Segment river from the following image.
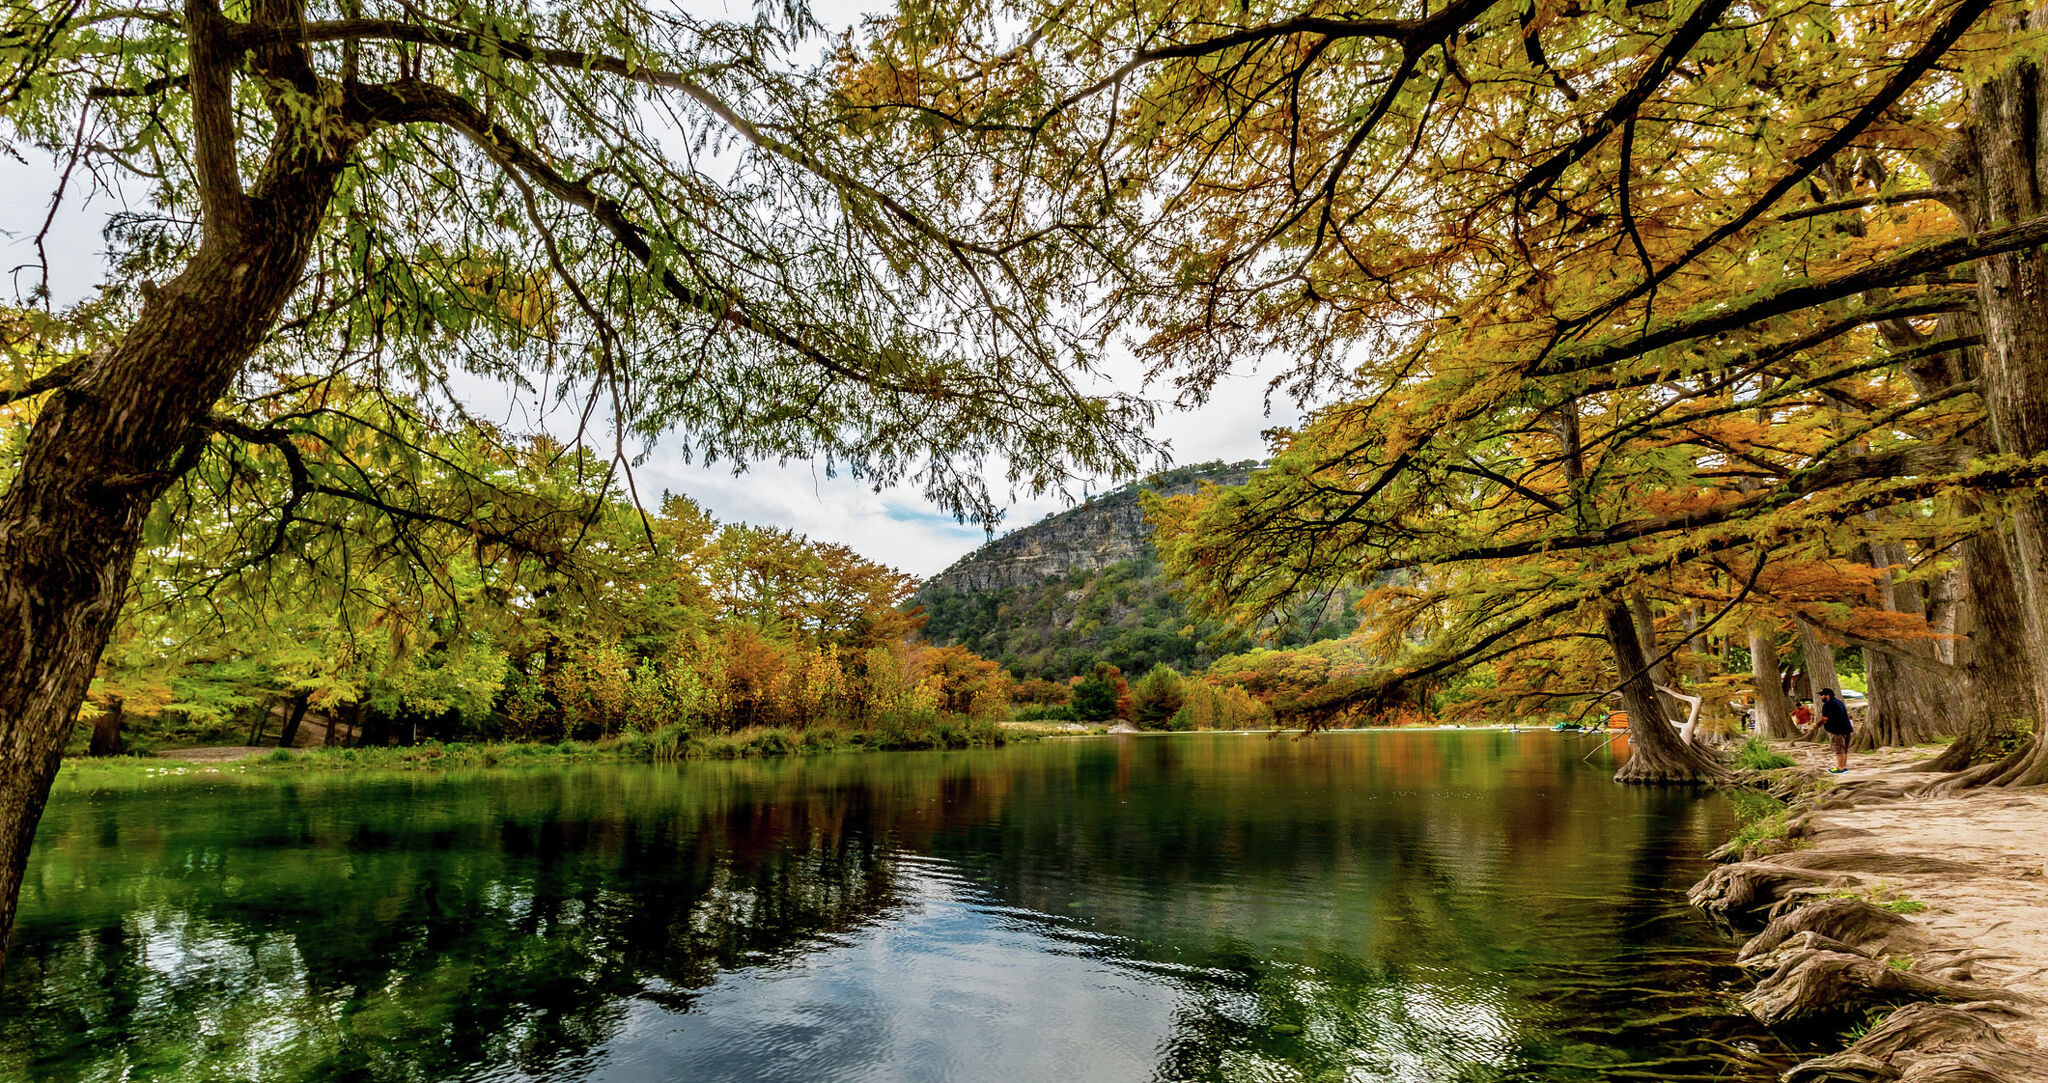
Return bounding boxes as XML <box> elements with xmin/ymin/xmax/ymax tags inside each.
<box><xmin>1</xmin><ymin>731</ymin><xmax>1796</xmax><ymax>1081</ymax></box>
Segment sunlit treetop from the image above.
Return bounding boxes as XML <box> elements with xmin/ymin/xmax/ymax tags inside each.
<box><xmin>1</xmin><ymin>0</ymin><xmax>1162</xmax><ymax>523</ymax></box>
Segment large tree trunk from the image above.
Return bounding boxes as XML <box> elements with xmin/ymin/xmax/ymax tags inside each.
<box><xmin>1923</xmin><ymin>514</ymin><xmax>2043</xmax><ymax>772</ymax></box>
<box><xmin>1935</xmin><ymin>37</ymin><xmax>2048</xmax><ymax>785</ymax></box>
<box><xmin>1854</xmin><ymin>536</ymin><xmax>1962</xmax><ymax>750</ymax></box>
<box><xmin>1795</xmin><ymin>617</ymin><xmax>1839</xmax><ymax>741</ymax></box>
<box><xmin>1749</xmin><ymin>624</ymin><xmax>1799</xmax><ymax>739</ymax></box>
<box><xmin>0</xmin><ymin>26</ymin><xmax>346</xmax><ymax>967</ymax></box>
<box><xmin>276</xmin><ymin>691</ymin><xmax>312</xmax><ymax>749</ymax></box>
<box><xmin>1608</xmin><ymin>599</ymin><xmax>1723</xmax><ymax>783</ymax></box>
<box><xmin>1857</xmin><ymin>647</ymin><xmax>1960</xmax><ymax>749</ymax></box>
<box><xmin>87</xmin><ymin>696</ymin><xmax>126</xmax><ymax>758</ymax></box>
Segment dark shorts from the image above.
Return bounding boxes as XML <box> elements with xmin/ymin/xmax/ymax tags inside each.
<box><xmin>1829</xmin><ymin>732</ymin><xmax>1850</xmax><ymax>755</ymax></box>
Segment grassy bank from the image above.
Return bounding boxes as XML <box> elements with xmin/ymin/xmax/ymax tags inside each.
<box><xmin>61</xmin><ymin>715</ymin><xmax>1014</xmax><ymax>776</ymax></box>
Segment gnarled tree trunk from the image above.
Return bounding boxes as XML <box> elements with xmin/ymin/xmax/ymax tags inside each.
<box><xmin>1855</xmin><ymin>536</ymin><xmax>1964</xmax><ymax>750</ymax></box>
<box><xmin>1749</xmin><ymin>624</ymin><xmax>1799</xmax><ymax>738</ymax></box>
<box><xmin>0</xmin><ymin>10</ymin><xmax>348</xmax><ymax>969</ymax></box>
<box><xmin>1922</xmin><ymin>512</ymin><xmax>2041</xmax><ymax>772</ymax></box>
<box><xmin>1608</xmin><ymin>599</ymin><xmax>1723</xmax><ymax>783</ymax></box>
<box><xmin>1934</xmin><ymin>32</ymin><xmax>2048</xmax><ymax>785</ymax></box>
<box><xmin>1795</xmin><ymin>617</ymin><xmax>1839</xmax><ymax>741</ymax></box>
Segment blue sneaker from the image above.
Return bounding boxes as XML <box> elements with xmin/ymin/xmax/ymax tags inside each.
<box><xmin>1829</xmin><ymin>768</ymin><xmax>1848</xmax><ymax>774</ymax></box>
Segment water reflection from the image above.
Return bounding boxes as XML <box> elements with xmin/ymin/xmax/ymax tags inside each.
<box><xmin>2</xmin><ymin>733</ymin><xmax>1791</xmax><ymax>1082</ymax></box>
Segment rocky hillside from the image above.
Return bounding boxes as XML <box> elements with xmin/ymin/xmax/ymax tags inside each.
<box><xmin>921</xmin><ymin>461</ymin><xmax>1256</xmax><ymax>595</ymax></box>
<box><xmin>915</xmin><ymin>462</ymin><xmax>1358</xmax><ymax>681</ymax></box>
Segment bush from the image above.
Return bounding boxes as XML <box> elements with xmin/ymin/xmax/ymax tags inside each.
<box><xmin>1014</xmin><ymin>704</ymin><xmax>1080</xmax><ymax>722</ymax></box>
<box><xmin>1735</xmin><ymin>736</ymin><xmax>1796</xmax><ymax>770</ymax></box>
<box><xmin>1072</xmin><ymin>674</ymin><xmax>1119</xmax><ymax>721</ymax></box>
<box><xmin>1131</xmin><ymin>664</ymin><xmax>1185</xmax><ymax>730</ymax></box>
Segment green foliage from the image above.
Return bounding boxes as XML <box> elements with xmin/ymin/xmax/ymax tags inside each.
<box><xmin>1719</xmin><ymin>789</ymin><xmax>1794</xmax><ymax>855</ymax></box>
<box><xmin>1071</xmin><ymin>672</ymin><xmax>1121</xmax><ymax>722</ymax></box>
<box><xmin>1982</xmin><ymin>719</ymin><xmax>2038</xmax><ymax>765</ymax></box>
<box><xmin>72</xmin><ymin>417</ymin><xmax>1023</xmax><ymax>754</ymax></box>
<box><xmin>1825</xmin><ymin>881</ymin><xmax>1930</xmax><ymax>915</ymax></box>
<box><xmin>1735</xmin><ymin>738</ymin><xmax>1798</xmax><ymax>771</ymax></box>
<box><xmin>917</xmin><ymin>553</ymin><xmax>1358</xmax><ymax>683</ymax></box>
<box><xmin>1131</xmin><ymin>664</ymin><xmax>1186</xmax><ymax>730</ymax></box>
<box><xmin>1170</xmin><ymin>681</ymin><xmax>1272</xmax><ymax>731</ymax></box>
<box><xmin>1013</xmin><ymin>704</ymin><xmax>1081</xmax><ymax>722</ymax></box>
<box><xmin>61</xmin><ymin>715</ymin><xmax>1012</xmax><ymax>776</ymax></box>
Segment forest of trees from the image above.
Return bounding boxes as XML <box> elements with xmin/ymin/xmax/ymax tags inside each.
<box><xmin>0</xmin><ymin>362</ymin><xmax>1031</xmax><ymax>756</ymax></box>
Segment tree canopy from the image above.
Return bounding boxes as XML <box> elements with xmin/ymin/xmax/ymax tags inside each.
<box><xmin>0</xmin><ymin>0</ymin><xmax>1168</xmax><ymax>972</ymax></box>
<box><xmin>847</xmin><ymin>0</ymin><xmax>2048</xmax><ymax>781</ymax></box>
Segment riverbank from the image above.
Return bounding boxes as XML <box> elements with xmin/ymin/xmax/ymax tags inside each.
<box><xmin>72</xmin><ymin>719</ymin><xmax>1565</xmax><ymax>775</ymax></box>
<box><xmin>1695</xmin><ymin>739</ymin><xmax>2048</xmax><ymax>1081</ymax></box>
<box><xmin>59</xmin><ymin>716</ymin><xmax>1055</xmax><ymax>776</ymax></box>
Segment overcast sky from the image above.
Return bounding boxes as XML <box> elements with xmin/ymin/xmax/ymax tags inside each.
<box><xmin>0</xmin><ymin>1</ymin><xmax>1302</xmax><ymax>579</ymax></box>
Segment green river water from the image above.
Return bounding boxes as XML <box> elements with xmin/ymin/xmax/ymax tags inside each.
<box><xmin>0</xmin><ymin>731</ymin><xmax>1797</xmax><ymax>1081</ymax></box>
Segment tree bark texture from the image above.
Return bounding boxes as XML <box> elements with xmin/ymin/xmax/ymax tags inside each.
<box><xmin>1923</xmin><ymin>514</ymin><xmax>2042</xmax><ymax>771</ymax></box>
<box><xmin>1935</xmin><ymin>34</ymin><xmax>2048</xmax><ymax>785</ymax></box>
<box><xmin>1748</xmin><ymin>625</ymin><xmax>1800</xmax><ymax>738</ymax></box>
<box><xmin>0</xmin><ymin>7</ymin><xmax>349</xmax><ymax>967</ymax></box>
<box><xmin>1856</xmin><ymin>538</ymin><xmax>1964</xmax><ymax>749</ymax></box>
<box><xmin>1794</xmin><ymin>617</ymin><xmax>1839</xmax><ymax>741</ymax></box>
<box><xmin>1607</xmin><ymin>599</ymin><xmax>1723</xmax><ymax>783</ymax></box>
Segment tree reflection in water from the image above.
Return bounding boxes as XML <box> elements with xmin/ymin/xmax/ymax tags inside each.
<box><xmin>2</xmin><ymin>734</ymin><xmax>1795</xmax><ymax>1082</ymax></box>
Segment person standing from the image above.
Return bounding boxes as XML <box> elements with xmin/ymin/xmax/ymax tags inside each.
<box><xmin>1810</xmin><ymin>689</ymin><xmax>1853</xmax><ymax>772</ymax></box>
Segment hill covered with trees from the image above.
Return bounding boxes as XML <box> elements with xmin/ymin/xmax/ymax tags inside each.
<box><xmin>916</xmin><ymin>463</ymin><xmax>1360</xmax><ymax>680</ymax></box>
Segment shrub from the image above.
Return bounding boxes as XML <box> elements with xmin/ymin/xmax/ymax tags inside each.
<box><xmin>1072</xmin><ymin>674</ymin><xmax>1120</xmax><ymax>721</ymax></box>
<box><xmin>1131</xmin><ymin>664</ymin><xmax>1185</xmax><ymax>729</ymax></box>
<box><xmin>1735</xmin><ymin>737</ymin><xmax>1796</xmax><ymax>770</ymax></box>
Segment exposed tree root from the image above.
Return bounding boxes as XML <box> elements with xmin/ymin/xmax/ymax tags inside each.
<box><xmin>1689</xmin><ymin>861</ymin><xmax>1847</xmax><ymax>921</ymax></box>
<box><xmin>1738</xmin><ymin>898</ymin><xmax>1939</xmax><ymax>964</ymax></box>
<box><xmin>1784</xmin><ymin>1003</ymin><xmax>2048</xmax><ymax>1082</ymax></box>
<box><xmin>1741</xmin><ymin>947</ymin><xmax>2030</xmax><ymax>1027</ymax></box>
<box><xmin>1696</xmin><ymin>795</ymin><xmax>2048</xmax><ymax>1081</ymax></box>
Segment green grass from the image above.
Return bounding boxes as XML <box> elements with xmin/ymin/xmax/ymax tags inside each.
<box><xmin>1842</xmin><ymin>1002</ymin><xmax>1908</xmax><ymax>1044</ymax></box>
<box><xmin>61</xmin><ymin>715</ymin><xmax>1015</xmax><ymax>776</ymax></box>
<box><xmin>1734</xmin><ymin>736</ymin><xmax>1797</xmax><ymax>770</ymax></box>
<box><xmin>1825</xmin><ymin>881</ymin><xmax>1930</xmax><ymax>915</ymax></box>
<box><xmin>1717</xmin><ymin>788</ymin><xmax>1795</xmax><ymax>855</ymax></box>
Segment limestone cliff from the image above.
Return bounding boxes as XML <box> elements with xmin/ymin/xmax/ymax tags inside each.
<box><xmin>920</xmin><ymin>461</ymin><xmax>1256</xmax><ymax>595</ymax></box>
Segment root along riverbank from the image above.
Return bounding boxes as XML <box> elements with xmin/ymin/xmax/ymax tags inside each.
<box><xmin>1694</xmin><ymin>739</ymin><xmax>2048</xmax><ymax>1081</ymax></box>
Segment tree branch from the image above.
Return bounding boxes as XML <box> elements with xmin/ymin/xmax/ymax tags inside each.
<box><xmin>1533</xmin><ymin>214</ymin><xmax>2048</xmax><ymax>380</ymax></box>
<box><xmin>0</xmin><ymin>355</ymin><xmax>85</xmax><ymax>407</ymax></box>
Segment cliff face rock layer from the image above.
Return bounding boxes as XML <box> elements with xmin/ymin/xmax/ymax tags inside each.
<box><xmin>921</xmin><ymin>461</ymin><xmax>1255</xmax><ymax>596</ymax></box>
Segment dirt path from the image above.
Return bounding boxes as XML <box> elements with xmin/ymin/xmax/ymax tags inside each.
<box><xmin>1694</xmin><ymin>740</ymin><xmax>2048</xmax><ymax>1080</ymax></box>
<box><xmin>154</xmin><ymin>745</ymin><xmax>270</xmax><ymax>763</ymax></box>
<box><xmin>1796</xmin><ymin>746</ymin><xmax>2048</xmax><ymax>1056</ymax></box>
